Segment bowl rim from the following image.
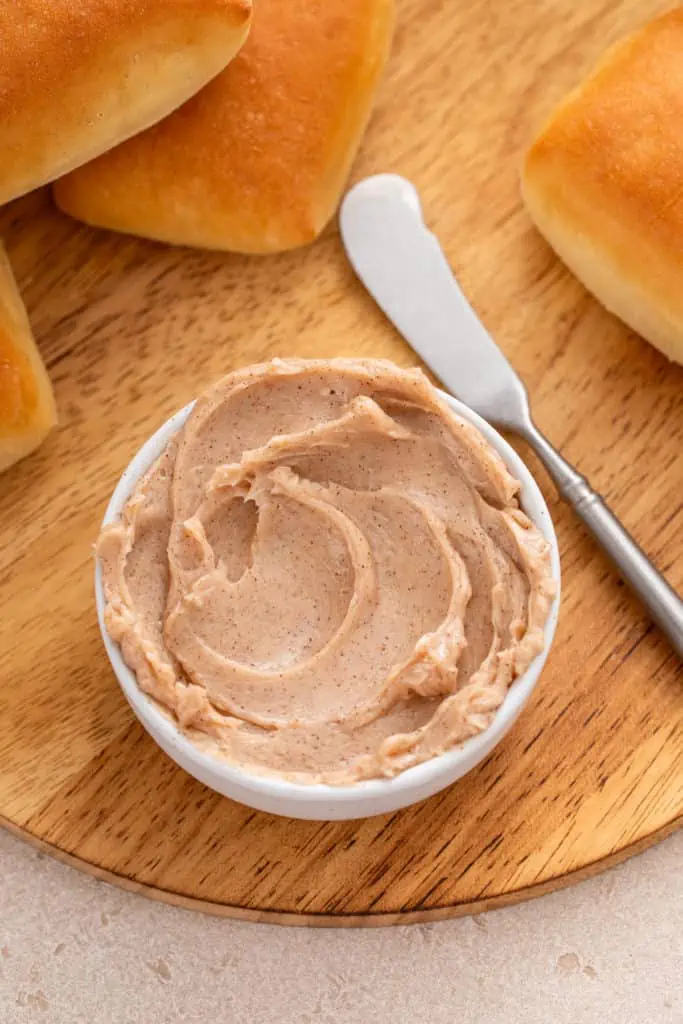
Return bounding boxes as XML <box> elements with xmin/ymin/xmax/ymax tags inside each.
<box><xmin>95</xmin><ymin>388</ymin><xmax>561</xmax><ymax>807</ymax></box>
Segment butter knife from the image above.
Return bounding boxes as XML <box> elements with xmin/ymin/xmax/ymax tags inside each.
<box><xmin>340</xmin><ymin>173</ymin><xmax>683</xmax><ymax>657</ymax></box>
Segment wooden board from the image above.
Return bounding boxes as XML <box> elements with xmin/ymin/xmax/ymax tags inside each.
<box><xmin>1</xmin><ymin>0</ymin><xmax>681</xmax><ymax>926</ymax></box>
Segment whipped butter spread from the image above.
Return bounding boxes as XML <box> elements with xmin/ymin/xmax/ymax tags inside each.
<box><xmin>98</xmin><ymin>359</ymin><xmax>555</xmax><ymax>783</ymax></box>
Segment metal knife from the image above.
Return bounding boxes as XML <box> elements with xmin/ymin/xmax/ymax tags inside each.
<box><xmin>339</xmin><ymin>173</ymin><xmax>683</xmax><ymax>657</ymax></box>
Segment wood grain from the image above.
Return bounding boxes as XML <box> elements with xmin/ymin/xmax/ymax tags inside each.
<box><xmin>1</xmin><ymin>0</ymin><xmax>681</xmax><ymax>925</ymax></box>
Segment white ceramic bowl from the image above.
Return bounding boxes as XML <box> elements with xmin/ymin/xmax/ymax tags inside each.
<box><xmin>96</xmin><ymin>391</ymin><xmax>561</xmax><ymax>820</ymax></box>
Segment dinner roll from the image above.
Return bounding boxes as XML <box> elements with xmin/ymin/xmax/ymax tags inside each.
<box><xmin>522</xmin><ymin>9</ymin><xmax>683</xmax><ymax>364</ymax></box>
<box><xmin>53</xmin><ymin>0</ymin><xmax>394</xmax><ymax>254</ymax></box>
<box><xmin>0</xmin><ymin>247</ymin><xmax>57</xmax><ymax>473</ymax></box>
<box><xmin>0</xmin><ymin>0</ymin><xmax>251</xmax><ymax>206</ymax></box>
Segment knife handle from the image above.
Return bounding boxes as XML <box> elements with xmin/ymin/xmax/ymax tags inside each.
<box><xmin>525</xmin><ymin>423</ymin><xmax>683</xmax><ymax>658</ymax></box>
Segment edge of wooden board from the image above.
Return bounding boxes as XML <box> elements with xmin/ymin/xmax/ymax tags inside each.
<box><xmin>1</xmin><ymin>812</ymin><xmax>680</xmax><ymax>928</ymax></box>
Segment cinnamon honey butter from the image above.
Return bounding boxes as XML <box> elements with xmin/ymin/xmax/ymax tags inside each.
<box><xmin>98</xmin><ymin>359</ymin><xmax>555</xmax><ymax>783</ymax></box>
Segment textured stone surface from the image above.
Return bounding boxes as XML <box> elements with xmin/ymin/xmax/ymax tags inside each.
<box><xmin>0</xmin><ymin>827</ymin><xmax>680</xmax><ymax>1024</ymax></box>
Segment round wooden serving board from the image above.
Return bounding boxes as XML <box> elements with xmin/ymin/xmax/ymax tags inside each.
<box><xmin>1</xmin><ymin>0</ymin><xmax>681</xmax><ymax>926</ymax></box>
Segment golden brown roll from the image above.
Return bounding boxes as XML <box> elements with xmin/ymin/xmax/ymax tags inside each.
<box><xmin>0</xmin><ymin>0</ymin><xmax>252</xmax><ymax>206</ymax></box>
<box><xmin>0</xmin><ymin>247</ymin><xmax>57</xmax><ymax>473</ymax></box>
<box><xmin>522</xmin><ymin>9</ymin><xmax>683</xmax><ymax>365</ymax></box>
<box><xmin>53</xmin><ymin>0</ymin><xmax>394</xmax><ymax>254</ymax></box>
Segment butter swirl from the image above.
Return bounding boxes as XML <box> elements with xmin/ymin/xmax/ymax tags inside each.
<box><xmin>98</xmin><ymin>359</ymin><xmax>555</xmax><ymax>783</ymax></box>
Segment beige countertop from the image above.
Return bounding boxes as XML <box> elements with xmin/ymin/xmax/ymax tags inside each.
<box><xmin>0</xmin><ymin>827</ymin><xmax>680</xmax><ymax>1024</ymax></box>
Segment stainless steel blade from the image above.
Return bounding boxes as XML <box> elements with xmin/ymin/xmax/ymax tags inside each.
<box><xmin>340</xmin><ymin>174</ymin><xmax>530</xmax><ymax>430</ymax></box>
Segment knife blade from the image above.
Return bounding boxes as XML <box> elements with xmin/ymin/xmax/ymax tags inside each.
<box><xmin>339</xmin><ymin>174</ymin><xmax>530</xmax><ymax>429</ymax></box>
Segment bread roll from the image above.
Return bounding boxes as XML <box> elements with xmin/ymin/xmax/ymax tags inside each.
<box><xmin>53</xmin><ymin>0</ymin><xmax>394</xmax><ymax>254</ymax></box>
<box><xmin>0</xmin><ymin>0</ymin><xmax>251</xmax><ymax>206</ymax></box>
<box><xmin>0</xmin><ymin>248</ymin><xmax>57</xmax><ymax>473</ymax></box>
<box><xmin>522</xmin><ymin>10</ymin><xmax>683</xmax><ymax>365</ymax></box>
